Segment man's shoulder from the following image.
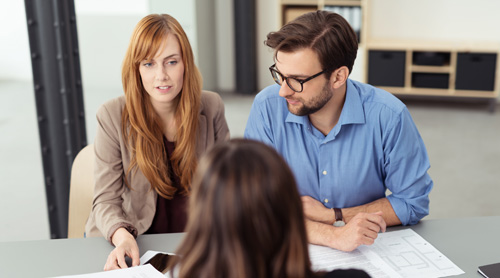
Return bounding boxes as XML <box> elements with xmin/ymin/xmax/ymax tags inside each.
<box><xmin>253</xmin><ymin>84</ymin><xmax>283</xmax><ymax>105</ymax></box>
<box><xmin>352</xmin><ymin>80</ymin><xmax>406</xmax><ymax>115</ymax></box>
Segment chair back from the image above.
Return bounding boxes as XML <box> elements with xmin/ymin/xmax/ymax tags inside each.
<box><xmin>68</xmin><ymin>144</ymin><xmax>95</xmax><ymax>238</ymax></box>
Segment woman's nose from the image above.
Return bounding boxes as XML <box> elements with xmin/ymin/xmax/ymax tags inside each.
<box><xmin>156</xmin><ymin>66</ymin><xmax>169</xmax><ymax>81</ymax></box>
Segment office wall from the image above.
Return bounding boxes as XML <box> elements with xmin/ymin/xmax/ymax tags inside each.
<box><xmin>195</xmin><ymin>0</ymin><xmax>217</xmax><ymax>91</ymax></box>
<box><xmin>215</xmin><ymin>0</ymin><xmax>236</xmax><ymax>92</ymax></box>
<box><xmin>0</xmin><ymin>1</ymin><xmax>31</xmax><ymax>81</ymax></box>
<box><xmin>256</xmin><ymin>0</ymin><xmax>279</xmax><ymax>91</ymax></box>
<box><xmin>369</xmin><ymin>0</ymin><xmax>500</xmax><ymax>42</ymax></box>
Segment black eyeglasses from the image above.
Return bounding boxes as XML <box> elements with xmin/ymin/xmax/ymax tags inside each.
<box><xmin>269</xmin><ymin>63</ymin><xmax>334</xmax><ymax>93</ymax></box>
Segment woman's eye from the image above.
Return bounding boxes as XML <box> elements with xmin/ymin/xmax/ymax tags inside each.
<box><xmin>168</xmin><ymin>60</ymin><xmax>178</xmax><ymax>65</ymax></box>
<box><xmin>143</xmin><ymin>62</ymin><xmax>153</xmax><ymax>67</ymax></box>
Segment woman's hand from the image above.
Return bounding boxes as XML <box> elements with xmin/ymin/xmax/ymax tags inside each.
<box><xmin>104</xmin><ymin>228</ymin><xmax>140</xmax><ymax>271</ymax></box>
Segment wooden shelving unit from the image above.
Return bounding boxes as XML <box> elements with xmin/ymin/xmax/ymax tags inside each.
<box><xmin>366</xmin><ymin>40</ymin><xmax>500</xmax><ymax>101</ymax></box>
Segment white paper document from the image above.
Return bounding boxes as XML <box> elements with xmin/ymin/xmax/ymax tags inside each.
<box><xmin>53</xmin><ymin>263</ymin><xmax>165</xmax><ymax>278</ymax></box>
<box><xmin>309</xmin><ymin>244</ymin><xmax>402</xmax><ymax>278</ymax></box>
<box><xmin>310</xmin><ymin>229</ymin><xmax>463</xmax><ymax>278</ymax></box>
<box><xmin>359</xmin><ymin>229</ymin><xmax>464</xmax><ymax>278</ymax></box>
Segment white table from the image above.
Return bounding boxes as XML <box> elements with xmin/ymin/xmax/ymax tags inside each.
<box><xmin>1</xmin><ymin>217</ymin><xmax>498</xmax><ymax>277</ymax></box>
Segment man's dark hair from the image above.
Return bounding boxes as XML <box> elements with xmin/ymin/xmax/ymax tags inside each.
<box><xmin>265</xmin><ymin>10</ymin><xmax>358</xmax><ymax>77</ymax></box>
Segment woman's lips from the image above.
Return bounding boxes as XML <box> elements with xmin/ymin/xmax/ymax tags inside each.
<box><xmin>156</xmin><ymin>86</ymin><xmax>171</xmax><ymax>93</ymax></box>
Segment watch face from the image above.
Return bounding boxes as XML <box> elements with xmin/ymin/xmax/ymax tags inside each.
<box><xmin>333</xmin><ymin>220</ymin><xmax>346</xmax><ymax>227</ymax></box>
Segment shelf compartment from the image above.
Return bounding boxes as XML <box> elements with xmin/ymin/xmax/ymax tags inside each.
<box><xmin>412</xmin><ymin>72</ymin><xmax>450</xmax><ymax>89</ymax></box>
<box><xmin>456</xmin><ymin>53</ymin><xmax>497</xmax><ymax>91</ymax></box>
<box><xmin>412</xmin><ymin>51</ymin><xmax>451</xmax><ymax>66</ymax></box>
<box><xmin>368</xmin><ymin>50</ymin><xmax>406</xmax><ymax>87</ymax></box>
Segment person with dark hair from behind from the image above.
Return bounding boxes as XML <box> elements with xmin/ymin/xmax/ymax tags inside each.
<box><xmin>245</xmin><ymin>10</ymin><xmax>433</xmax><ymax>251</ymax></box>
<box><xmin>166</xmin><ymin>139</ymin><xmax>370</xmax><ymax>278</ymax></box>
<box><xmin>85</xmin><ymin>14</ymin><xmax>229</xmax><ymax>270</ymax></box>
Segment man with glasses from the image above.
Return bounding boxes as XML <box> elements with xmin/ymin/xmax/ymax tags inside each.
<box><xmin>244</xmin><ymin>11</ymin><xmax>433</xmax><ymax>252</ymax></box>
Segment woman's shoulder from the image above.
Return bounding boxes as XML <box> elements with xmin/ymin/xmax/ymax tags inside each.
<box><xmin>96</xmin><ymin>95</ymin><xmax>126</xmax><ymax>121</ymax></box>
<box><xmin>200</xmin><ymin>90</ymin><xmax>223</xmax><ymax>105</ymax></box>
<box><xmin>99</xmin><ymin>95</ymin><xmax>126</xmax><ymax>111</ymax></box>
<box><xmin>200</xmin><ymin>90</ymin><xmax>224</xmax><ymax>114</ymax></box>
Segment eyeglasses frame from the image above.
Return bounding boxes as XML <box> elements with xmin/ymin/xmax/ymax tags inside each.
<box><xmin>269</xmin><ymin>63</ymin><xmax>336</xmax><ymax>93</ymax></box>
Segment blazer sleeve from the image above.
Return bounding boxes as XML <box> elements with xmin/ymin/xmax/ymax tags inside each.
<box><xmin>91</xmin><ymin>100</ymin><xmax>137</xmax><ymax>241</ymax></box>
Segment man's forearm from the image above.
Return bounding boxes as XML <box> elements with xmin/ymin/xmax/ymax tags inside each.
<box><xmin>342</xmin><ymin>197</ymin><xmax>401</xmax><ymax>226</ymax></box>
<box><xmin>305</xmin><ymin>219</ymin><xmax>337</xmax><ymax>248</ymax></box>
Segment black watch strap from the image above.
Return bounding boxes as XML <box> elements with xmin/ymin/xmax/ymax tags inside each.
<box><xmin>333</xmin><ymin>208</ymin><xmax>345</xmax><ymax>227</ymax></box>
<box><xmin>334</xmin><ymin>208</ymin><xmax>343</xmax><ymax>222</ymax></box>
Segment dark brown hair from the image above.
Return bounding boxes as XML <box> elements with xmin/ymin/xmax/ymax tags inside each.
<box><xmin>266</xmin><ymin>10</ymin><xmax>358</xmax><ymax>76</ymax></box>
<box><xmin>121</xmin><ymin>14</ymin><xmax>202</xmax><ymax>198</ymax></box>
<box><xmin>169</xmin><ymin>139</ymin><xmax>317</xmax><ymax>278</ymax></box>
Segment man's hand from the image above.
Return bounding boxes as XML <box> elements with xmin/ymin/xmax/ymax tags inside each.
<box><xmin>301</xmin><ymin>196</ymin><xmax>335</xmax><ymax>224</ymax></box>
<box><xmin>104</xmin><ymin>228</ymin><xmax>140</xmax><ymax>271</ymax></box>
<box><xmin>331</xmin><ymin>211</ymin><xmax>386</xmax><ymax>251</ymax></box>
<box><xmin>305</xmin><ymin>211</ymin><xmax>386</xmax><ymax>252</ymax></box>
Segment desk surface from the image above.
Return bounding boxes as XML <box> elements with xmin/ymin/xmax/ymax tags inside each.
<box><xmin>1</xmin><ymin>216</ymin><xmax>498</xmax><ymax>277</ymax></box>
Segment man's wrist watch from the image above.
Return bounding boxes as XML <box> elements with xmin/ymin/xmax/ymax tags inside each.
<box><xmin>333</xmin><ymin>208</ymin><xmax>345</xmax><ymax>227</ymax></box>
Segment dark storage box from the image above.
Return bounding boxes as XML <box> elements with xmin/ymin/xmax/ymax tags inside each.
<box><xmin>412</xmin><ymin>73</ymin><xmax>449</xmax><ymax>89</ymax></box>
<box><xmin>456</xmin><ymin>53</ymin><xmax>497</xmax><ymax>91</ymax></box>
<box><xmin>413</xmin><ymin>51</ymin><xmax>450</xmax><ymax>66</ymax></box>
<box><xmin>368</xmin><ymin>50</ymin><xmax>406</xmax><ymax>87</ymax></box>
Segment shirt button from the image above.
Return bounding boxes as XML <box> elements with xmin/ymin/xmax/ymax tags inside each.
<box><xmin>324</xmin><ymin>199</ymin><xmax>329</xmax><ymax>203</ymax></box>
<box><xmin>322</xmin><ymin>170</ymin><xmax>327</xmax><ymax>175</ymax></box>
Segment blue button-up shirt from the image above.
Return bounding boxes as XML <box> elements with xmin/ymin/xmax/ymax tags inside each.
<box><xmin>244</xmin><ymin>80</ymin><xmax>433</xmax><ymax>225</ymax></box>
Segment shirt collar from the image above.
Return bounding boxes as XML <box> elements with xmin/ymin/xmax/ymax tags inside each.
<box><xmin>338</xmin><ymin>79</ymin><xmax>365</xmax><ymax>126</ymax></box>
<box><xmin>284</xmin><ymin>79</ymin><xmax>365</xmax><ymax>127</ymax></box>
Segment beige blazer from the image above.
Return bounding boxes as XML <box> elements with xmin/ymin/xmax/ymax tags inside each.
<box><xmin>85</xmin><ymin>91</ymin><xmax>230</xmax><ymax>241</ymax></box>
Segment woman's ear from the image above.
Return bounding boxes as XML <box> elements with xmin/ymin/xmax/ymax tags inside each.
<box><xmin>329</xmin><ymin>66</ymin><xmax>349</xmax><ymax>89</ymax></box>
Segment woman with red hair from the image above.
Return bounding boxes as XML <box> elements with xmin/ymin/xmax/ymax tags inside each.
<box><xmin>85</xmin><ymin>14</ymin><xmax>229</xmax><ymax>270</ymax></box>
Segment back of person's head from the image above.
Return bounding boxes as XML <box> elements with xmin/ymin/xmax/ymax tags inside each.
<box><xmin>171</xmin><ymin>139</ymin><xmax>315</xmax><ymax>278</ymax></box>
<box><xmin>265</xmin><ymin>10</ymin><xmax>358</xmax><ymax>77</ymax></box>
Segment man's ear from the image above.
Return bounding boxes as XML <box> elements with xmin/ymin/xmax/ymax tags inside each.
<box><xmin>329</xmin><ymin>66</ymin><xmax>349</xmax><ymax>89</ymax></box>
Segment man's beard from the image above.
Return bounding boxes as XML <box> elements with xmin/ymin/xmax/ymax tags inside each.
<box><xmin>286</xmin><ymin>82</ymin><xmax>333</xmax><ymax>116</ymax></box>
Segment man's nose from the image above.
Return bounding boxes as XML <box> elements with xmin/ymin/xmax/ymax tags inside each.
<box><xmin>278</xmin><ymin>81</ymin><xmax>295</xmax><ymax>98</ymax></box>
